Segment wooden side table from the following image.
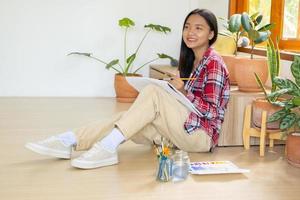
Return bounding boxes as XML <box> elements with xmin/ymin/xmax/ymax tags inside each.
<box><xmin>149</xmin><ymin>64</ymin><xmax>266</xmax><ymax>146</ymax></box>
<box><xmin>219</xmin><ymin>87</ymin><xmax>265</xmax><ymax>146</ymax></box>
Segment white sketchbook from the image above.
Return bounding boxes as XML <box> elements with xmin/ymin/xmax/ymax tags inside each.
<box><xmin>189</xmin><ymin>161</ymin><xmax>250</xmax><ymax>175</ymax></box>
<box><xmin>126</xmin><ymin>77</ymin><xmax>203</xmax><ymax>117</ymax></box>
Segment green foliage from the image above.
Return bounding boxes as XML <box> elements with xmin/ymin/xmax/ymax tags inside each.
<box><xmin>119</xmin><ymin>18</ymin><xmax>135</xmax><ymax>28</ymax></box>
<box><xmin>144</xmin><ymin>24</ymin><xmax>171</xmax><ymax>33</ymax></box>
<box><xmin>254</xmin><ymin>38</ymin><xmax>281</xmax><ymax>102</ymax></box>
<box><xmin>241</xmin><ymin>12</ymin><xmax>274</xmax><ymax>59</ymax></box>
<box><xmin>266</xmin><ymin>38</ymin><xmax>280</xmax><ymax>92</ymax></box>
<box><xmin>228</xmin><ymin>14</ymin><xmax>242</xmax><ymax>33</ymax></box>
<box><xmin>219</xmin><ymin>14</ymin><xmax>243</xmax><ymax>56</ymax></box>
<box><xmin>291</xmin><ymin>56</ymin><xmax>300</xmax><ymax>86</ymax></box>
<box><xmin>267</xmin><ymin>109</ymin><xmax>289</xmax><ymax>123</ymax></box>
<box><xmin>266</xmin><ymin>55</ymin><xmax>300</xmax><ymax>134</ymax></box>
<box><xmin>68</xmin><ymin>17</ymin><xmax>175</xmax><ymax>76</ymax></box>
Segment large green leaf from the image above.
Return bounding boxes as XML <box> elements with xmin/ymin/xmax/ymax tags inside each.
<box><xmin>157</xmin><ymin>53</ymin><xmax>173</xmax><ymax>59</ymax></box>
<box><xmin>68</xmin><ymin>52</ymin><xmax>92</xmax><ymax>57</ymax></box>
<box><xmin>105</xmin><ymin>59</ymin><xmax>119</xmax><ymax>69</ymax></box>
<box><xmin>241</xmin><ymin>12</ymin><xmax>252</xmax><ymax>32</ymax></box>
<box><xmin>257</xmin><ymin>23</ymin><xmax>275</xmax><ymax>31</ymax></box>
<box><xmin>118</xmin><ymin>18</ymin><xmax>135</xmax><ymax>28</ymax></box>
<box><xmin>254</xmin><ymin>31</ymin><xmax>270</xmax><ymax>44</ymax></box>
<box><xmin>267</xmin><ymin>88</ymin><xmax>292</xmax><ymax>99</ymax></box>
<box><xmin>269</xmin><ymin>99</ymin><xmax>292</xmax><ymax>107</ymax></box>
<box><xmin>280</xmin><ymin>113</ymin><xmax>297</xmax><ymax>130</ymax></box>
<box><xmin>125</xmin><ymin>53</ymin><xmax>136</xmax><ymax>72</ymax></box>
<box><xmin>126</xmin><ymin>53</ymin><xmax>136</xmax><ymax>64</ymax></box>
<box><xmin>157</xmin><ymin>53</ymin><xmax>177</xmax><ymax>63</ymax></box>
<box><xmin>254</xmin><ymin>72</ymin><xmax>270</xmax><ymax>101</ymax></box>
<box><xmin>250</xmin><ymin>12</ymin><xmax>260</xmax><ymax>21</ymax></box>
<box><xmin>267</xmin><ymin>109</ymin><xmax>289</xmax><ymax>123</ymax></box>
<box><xmin>273</xmin><ymin>77</ymin><xmax>300</xmax><ymax>96</ymax></box>
<box><xmin>292</xmin><ymin>96</ymin><xmax>300</xmax><ymax>106</ymax></box>
<box><xmin>291</xmin><ymin>55</ymin><xmax>300</xmax><ymax>86</ymax></box>
<box><xmin>254</xmin><ymin>15</ymin><xmax>263</xmax><ymax>26</ymax></box>
<box><xmin>144</xmin><ymin>24</ymin><xmax>171</xmax><ymax>33</ymax></box>
<box><xmin>228</xmin><ymin>14</ymin><xmax>241</xmax><ymax>33</ymax></box>
<box><xmin>267</xmin><ymin>39</ymin><xmax>276</xmax><ymax>89</ymax></box>
<box><xmin>266</xmin><ymin>38</ymin><xmax>280</xmax><ymax>93</ymax></box>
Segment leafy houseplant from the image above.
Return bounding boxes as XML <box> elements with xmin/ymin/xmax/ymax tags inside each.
<box><xmin>254</xmin><ymin>38</ymin><xmax>281</xmax><ymax>101</ymax></box>
<box><xmin>252</xmin><ymin>38</ymin><xmax>282</xmax><ymax>130</ymax></box>
<box><xmin>219</xmin><ymin>14</ymin><xmax>243</xmax><ymax>56</ymax></box>
<box><xmin>241</xmin><ymin>12</ymin><xmax>274</xmax><ymax>59</ymax></box>
<box><xmin>267</xmin><ymin>56</ymin><xmax>300</xmax><ymax>131</ymax></box>
<box><xmin>234</xmin><ymin>12</ymin><xmax>274</xmax><ymax>92</ymax></box>
<box><xmin>218</xmin><ymin>14</ymin><xmax>244</xmax><ymax>85</ymax></box>
<box><xmin>68</xmin><ymin>17</ymin><xmax>174</xmax><ymax>76</ymax></box>
<box><xmin>68</xmin><ymin>17</ymin><xmax>175</xmax><ymax>103</ymax></box>
<box><xmin>265</xmin><ymin>56</ymin><xmax>300</xmax><ymax>167</ymax></box>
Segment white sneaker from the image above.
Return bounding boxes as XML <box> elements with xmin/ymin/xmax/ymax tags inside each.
<box><xmin>25</xmin><ymin>136</ymin><xmax>72</xmax><ymax>159</ymax></box>
<box><xmin>71</xmin><ymin>142</ymin><xmax>118</xmax><ymax>169</ymax></box>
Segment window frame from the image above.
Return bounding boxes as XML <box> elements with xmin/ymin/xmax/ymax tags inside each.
<box><xmin>229</xmin><ymin>0</ymin><xmax>300</xmax><ymax>60</ymax></box>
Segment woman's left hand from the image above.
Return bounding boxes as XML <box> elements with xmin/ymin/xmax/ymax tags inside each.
<box><xmin>168</xmin><ymin>76</ymin><xmax>187</xmax><ymax>95</ymax></box>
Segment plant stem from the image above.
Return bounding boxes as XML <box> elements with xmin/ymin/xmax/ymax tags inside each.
<box><xmin>88</xmin><ymin>55</ymin><xmax>108</xmax><ymax>65</ymax></box>
<box><xmin>135</xmin><ymin>29</ymin><xmax>151</xmax><ymax>55</ymax></box>
<box><xmin>133</xmin><ymin>57</ymin><xmax>159</xmax><ymax>74</ymax></box>
<box><xmin>89</xmin><ymin>56</ymin><xmax>123</xmax><ymax>74</ymax></box>
<box><xmin>124</xmin><ymin>28</ymin><xmax>128</xmax><ymax>71</ymax></box>
<box><xmin>117</xmin><ymin>63</ymin><xmax>125</xmax><ymax>74</ymax></box>
<box><xmin>251</xmin><ymin>40</ymin><xmax>254</xmax><ymax>59</ymax></box>
<box><xmin>234</xmin><ymin>32</ymin><xmax>239</xmax><ymax>56</ymax></box>
<box><xmin>123</xmin><ymin>29</ymin><xmax>151</xmax><ymax>75</ymax></box>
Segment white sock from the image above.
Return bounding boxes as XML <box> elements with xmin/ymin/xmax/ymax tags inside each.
<box><xmin>57</xmin><ymin>131</ymin><xmax>77</xmax><ymax>147</ymax></box>
<box><xmin>99</xmin><ymin>128</ymin><xmax>125</xmax><ymax>152</ymax></box>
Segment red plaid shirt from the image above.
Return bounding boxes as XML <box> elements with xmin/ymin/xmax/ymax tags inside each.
<box><xmin>184</xmin><ymin>48</ymin><xmax>230</xmax><ymax>147</ymax></box>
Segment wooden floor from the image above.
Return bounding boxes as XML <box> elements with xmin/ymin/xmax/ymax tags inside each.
<box><xmin>0</xmin><ymin>97</ymin><xmax>300</xmax><ymax>200</ymax></box>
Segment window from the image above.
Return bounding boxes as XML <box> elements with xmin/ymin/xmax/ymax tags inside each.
<box><xmin>282</xmin><ymin>0</ymin><xmax>300</xmax><ymax>39</ymax></box>
<box><xmin>230</xmin><ymin>0</ymin><xmax>300</xmax><ymax>53</ymax></box>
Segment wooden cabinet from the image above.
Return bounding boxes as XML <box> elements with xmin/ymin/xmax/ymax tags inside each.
<box><xmin>149</xmin><ymin>64</ymin><xmax>265</xmax><ymax>146</ymax></box>
<box><xmin>149</xmin><ymin>64</ymin><xmax>178</xmax><ymax>79</ymax></box>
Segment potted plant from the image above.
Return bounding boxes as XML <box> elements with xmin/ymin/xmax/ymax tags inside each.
<box><xmin>252</xmin><ymin>38</ymin><xmax>282</xmax><ymax>130</ymax></box>
<box><xmin>68</xmin><ymin>17</ymin><xmax>175</xmax><ymax>103</ymax></box>
<box><xmin>266</xmin><ymin>55</ymin><xmax>300</xmax><ymax>167</ymax></box>
<box><xmin>218</xmin><ymin>14</ymin><xmax>244</xmax><ymax>85</ymax></box>
<box><xmin>234</xmin><ymin>12</ymin><xmax>274</xmax><ymax>92</ymax></box>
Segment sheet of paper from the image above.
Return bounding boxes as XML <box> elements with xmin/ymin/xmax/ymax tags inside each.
<box><xmin>189</xmin><ymin>161</ymin><xmax>250</xmax><ymax>175</ymax></box>
<box><xmin>126</xmin><ymin>77</ymin><xmax>203</xmax><ymax>117</ymax></box>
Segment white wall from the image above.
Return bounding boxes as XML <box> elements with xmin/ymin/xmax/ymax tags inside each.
<box><xmin>0</xmin><ymin>0</ymin><xmax>229</xmax><ymax>97</ymax></box>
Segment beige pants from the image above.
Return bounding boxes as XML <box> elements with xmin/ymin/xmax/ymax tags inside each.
<box><xmin>74</xmin><ymin>84</ymin><xmax>211</xmax><ymax>152</ymax></box>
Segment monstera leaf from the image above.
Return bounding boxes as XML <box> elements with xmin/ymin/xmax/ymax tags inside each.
<box><xmin>119</xmin><ymin>18</ymin><xmax>135</xmax><ymax>28</ymax></box>
<box><xmin>144</xmin><ymin>24</ymin><xmax>171</xmax><ymax>33</ymax></box>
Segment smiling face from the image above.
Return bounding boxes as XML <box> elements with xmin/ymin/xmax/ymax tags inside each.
<box><xmin>182</xmin><ymin>14</ymin><xmax>214</xmax><ymax>52</ymax></box>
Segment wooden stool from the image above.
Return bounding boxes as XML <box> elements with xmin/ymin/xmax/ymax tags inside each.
<box><xmin>242</xmin><ymin>104</ymin><xmax>285</xmax><ymax>156</ymax></box>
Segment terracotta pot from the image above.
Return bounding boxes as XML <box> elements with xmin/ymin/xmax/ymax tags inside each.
<box><xmin>234</xmin><ymin>57</ymin><xmax>268</xmax><ymax>92</ymax></box>
<box><xmin>252</xmin><ymin>98</ymin><xmax>283</xmax><ymax>130</ymax></box>
<box><xmin>286</xmin><ymin>133</ymin><xmax>300</xmax><ymax>168</ymax></box>
<box><xmin>114</xmin><ymin>73</ymin><xmax>141</xmax><ymax>103</ymax></box>
<box><xmin>222</xmin><ymin>55</ymin><xmax>238</xmax><ymax>85</ymax></box>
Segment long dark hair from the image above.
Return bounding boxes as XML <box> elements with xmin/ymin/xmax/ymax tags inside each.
<box><xmin>178</xmin><ymin>9</ymin><xmax>218</xmax><ymax>79</ymax></box>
